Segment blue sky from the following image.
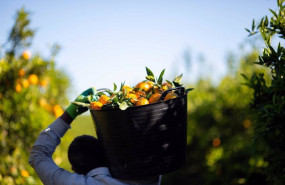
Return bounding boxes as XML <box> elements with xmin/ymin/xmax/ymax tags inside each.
<box><xmin>1</xmin><ymin>0</ymin><xmax>276</xmax><ymax>98</ymax></box>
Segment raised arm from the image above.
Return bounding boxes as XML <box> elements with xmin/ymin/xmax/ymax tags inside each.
<box><xmin>29</xmin><ymin>88</ymin><xmax>96</xmax><ymax>185</ymax></box>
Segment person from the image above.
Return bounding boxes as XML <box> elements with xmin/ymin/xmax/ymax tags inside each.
<box><xmin>29</xmin><ymin>88</ymin><xmax>162</xmax><ymax>185</ymax></box>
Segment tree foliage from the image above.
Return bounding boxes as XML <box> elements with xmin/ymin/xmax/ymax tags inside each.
<box><xmin>245</xmin><ymin>0</ymin><xmax>285</xmax><ymax>184</ymax></box>
<box><xmin>0</xmin><ymin>8</ymin><xmax>70</xmax><ymax>184</ymax></box>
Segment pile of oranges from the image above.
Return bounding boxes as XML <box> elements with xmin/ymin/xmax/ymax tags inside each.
<box><xmin>89</xmin><ymin>67</ymin><xmax>188</xmax><ymax>111</ymax></box>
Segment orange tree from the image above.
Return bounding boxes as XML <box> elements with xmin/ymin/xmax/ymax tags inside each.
<box><xmin>245</xmin><ymin>0</ymin><xmax>285</xmax><ymax>184</ymax></box>
<box><xmin>162</xmin><ymin>48</ymin><xmax>271</xmax><ymax>185</ymax></box>
<box><xmin>0</xmin><ymin>8</ymin><xmax>70</xmax><ymax>184</ymax></box>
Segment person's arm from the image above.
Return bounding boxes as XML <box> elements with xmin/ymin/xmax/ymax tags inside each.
<box><xmin>29</xmin><ymin>112</ymin><xmax>87</xmax><ymax>185</ymax></box>
<box><xmin>29</xmin><ymin>88</ymin><xmax>96</xmax><ymax>185</ymax></box>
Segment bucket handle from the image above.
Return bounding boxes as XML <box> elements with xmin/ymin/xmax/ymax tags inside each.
<box><xmin>159</xmin><ymin>86</ymin><xmax>185</xmax><ymax>101</ymax></box>
<box><xmin>97</xmin><ymin>88</ymin><xmax>111</xmax><ymax>92</ymax></box>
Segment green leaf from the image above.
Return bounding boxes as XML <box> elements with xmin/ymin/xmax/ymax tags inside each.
<box><xmin>166</xmin><ymin>80</ymin><xmax>173</xmax><ymax>86</ymax></box>
<box><xmin>245</xmin><ymin>28</ymin><xmax>251</xmax><ymax>34</ymax></box>
<box><xmin>113</xmin><ymin>83</ymin><xmax>117</xmax><ymax>91</ymax></box>
<box><xmin>146</xmin><ymin>92</ymin><xmax>152</xmax><ymax>99</ymax></box>
<box><xmin>120</xmin><ymin>81</ymin><xmax>125</xmax><ymax>91</ymax></box>
<box><xmin>173</xmin><ymin>74</ymin><xmax>183</xmax><ymax>84</ymax></box>
<box><xmin>269</xmin><ymin>9</ymin><xmax>278</xmax><ymax>18</ymax></box>
<box><xmin>146</xmin><ymin>75</ymin><xmax>155</xmax><ymax>82</ymax></box>
<box><xmin>185</xmin><ymin>88</ymin><xmax>194</xmax><ymax>93</ymax></box>
<box><xmin>157</xmin><ymin>69</ymin><xmax>165</xmax><ymax>85</ymax></box>
<box><xmin>118</xmin><ymin>101</ymin><xmax>129</xmax><ymax>110</ymax></box>
<box><xmin>173</xmin><ymin>81</ymin><xmax>182</xmax><ymax>87</ymax></box>
<box><xmin>146</xmin><ymin>67</ymin><xmax>154</xmax><ymax>77</ymax></box>
<box><xmin>252</xmin><ymin>19</ymin><xmax>255</xmax><ymax>31</ymax></box>
<box><xmin>240</xmin><ymin>73</ymin><xmax>249</xmax><ymax>80</ymax></box>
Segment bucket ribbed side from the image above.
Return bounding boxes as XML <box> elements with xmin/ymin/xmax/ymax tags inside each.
<box><xmin>90</xmin><ymin>95</ymin><xmax>187</xmax><ymax>180</ymax></box>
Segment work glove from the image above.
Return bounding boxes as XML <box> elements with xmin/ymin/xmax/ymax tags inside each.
<box><xmin>65</xmin><ymin>87</ymin><xmax>96</xmax><ymax>119</ymax></box>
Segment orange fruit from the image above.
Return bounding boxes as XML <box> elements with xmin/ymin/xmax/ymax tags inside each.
<box><xmin>147</xmin><ymin>81</ymin><xmax>155</xmax><ymax>88</ymax></box>
<box><xmin>15</xmin><ymin>83</ymin><xmax>22</xmax><ymax>92</ymax></box>
<box><xmin>122</xmin><ymin>85</ymin><xmax>133</xmax><ymax>94</ymax></box>
<box><xmin>212</xmin><ymin>138</ymin><xmax>221</xmax><ymax>147</ymax></box>
<box><xmin>135</xmin><ymin>81</ymin><xmax>151</xmax><ymax>92</ymax></box>
<box><xmin>22</xmin><ymin>79</ymin><xmax>29</xmax><ymax>88</ymax></box>
<box><xmin>28</xmin><ymin>74</ymin><xmax>38</xmax><ymax>85</ymax></box>
<box><xmin>126</xmin><ymin>93</ymin><xmax>138</xmax><ymax>104</ymax></box>
<box><xmin>22</xmin><ymin>50</ymin><xmax>31</xmax><ymax>60</ymax></box>
<box><xmin>164</xmin><ymin>91</ymin><xmax>178</xmax><ymax>101</ymax></box>
<box><xmin>154</xmin><ymin>86</ymin><xmax>161</xmax><ymax>93</ymax></box>
<box><xmin>90</xmin><ymin>101</ymin><xmax>103</xmax><ymax>110</ymax></box>
<box><xmin>39</xmin><ymin>78</ymin><xmax>49</xmax><ymax>87</ymax></box>
<box><xmin>149</xmin><ymin>93</ymin><xmax>161</xmax><ymax>104</ymax></box>
<box><xmin>53</xmin><ymin>105</ymin><xmax>64</xmax><ymax>118</ymax></box>
<box><xmin>161</xmin><ymin>82</ymin><xmax>172</xmax><ymax>91</ymax></box>
<box><xmin>19</xmin><ymin>69</ymin><xmax>25</xmax><ymax>77</ymax></box>
<box><xmin>135</xmin><ymin>97</ymin><xmax>149</xmax><ymax>106</ymax></box>
<box><xmin>21</xmin><ymin>170</ymin><xmax>29</xmax><ymax>177</ymax></box>
<box><xmin>98</xmin><ymin>94</ymin><xmax>110</xmax><ymax>105</ymax></box>
<box><xmin>135</xmin><ymin>90</ymin><xmax>146</xmax><ymax>98</ymax></box>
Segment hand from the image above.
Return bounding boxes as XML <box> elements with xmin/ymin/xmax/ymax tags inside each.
<box><xmin>65</xmin><ymin>87</ymin><xmax>96</xmax><ymax>119</ymax></box>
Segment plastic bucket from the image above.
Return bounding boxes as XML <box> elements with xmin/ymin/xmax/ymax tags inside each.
<box><xmin>90</xmin><ymin>87</ymin><xmax>188</xmax><ymax>180</ymax></box>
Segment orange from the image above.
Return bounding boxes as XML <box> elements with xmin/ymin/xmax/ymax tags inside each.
<box><xmin>135</xmin><ymin>97</ymin><xmax>149</xmax><ymax>106</ymax></box>
<box><xmin>28</xmin><ymin>74</ymin><xmax>38</xmax><ymax>85</ymax></box>
<box><xmin>98</xmin><ymin>94</ymin><xmax>110</xmax><ymax>105</ymax></box>
<box><xmin>39</xmin><ymin>98</ymin><xmax>47</xmax><ymax>108</ymax></box>
<box><xmin>22</xmin><ymin>79</ymin><xmax>29</xmax><ymax>88</ymax></box>
<box><xmin>147</xmin><ymin>81</ymin><xmax>155</xmax><ymax>88</ymax></box>
<box><xmin>135</xmin><ymin>81</ymin><xmax>151</xmax><ymax>92</ymax></box>
<box><xmin>19</xmin><ymin>69</ymin><xmax>25</xmax><ymax>77</ymax></box>
<box><xmin>126</xmin><ymin>93</ymin><xmax>138</xmax><ymax>104</ymax></box>
<box><xmin>21</xmin><ymin>170</ymin><xmax>29</xmax><ymax>177</ymax></box>
<box><xmin>153</xmin><ymin>86</ymin><xmax>161</xmax><ymax>93</ymax></box>
<box><xmin>90</xmin><ymin>101</ymin><xmax>103</xmax><ymax>110</ymax></box>
<box><xmin>15</xmin><ymin>83</ymin><xmax>22</xmax><ymax>92</ymax></box>
<box><xmin>53</xmin><ymin>105</ymin><xmax>64</xmax><ymax>118</ymax></box>
<box><xmin>149</xmin><ymin>93</ymin><xmax>161</xmax><ymax>104</ymax></box>
<box><xmin>39</xmin><ymin>78</ymin><xmax>49</xmax><ymax>87</ymax></box>
<box><xmin>164</xmin><ymin>91</ymin><xmax>178</xmax><ymax>101</ymax></box>
<box><xmin>122</xmin><ymin>85</ymin><xmax>133</xmax><ymax>94</ymax></box>
<box><xmin>135</xmin><ymin>90</ymin><xmax>146</xmax><ymax>98</ymax></box>
<box><xmin>212</xmin><ymin>138</ymin><xmax>221</xmax><ymax>147</ymax></box>
<box><xmin>161</xmin><ymin>82</ymin><xmax>172</xmax><ymax>91</ymax></box>
<box><xmin>22</xmin><ymin>50</ymin><xmax>31</xmax><ymax>60</ymax></box>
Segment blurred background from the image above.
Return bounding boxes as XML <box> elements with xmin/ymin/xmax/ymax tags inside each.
<box><xmin>1</xmin><ymin>0</ymin><xmax>285</xmax><ymax>184</ymax></box>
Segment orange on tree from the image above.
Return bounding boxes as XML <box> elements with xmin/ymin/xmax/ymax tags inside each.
<box><xmin>39</xmin><ymin>78</ymin><xmax>49</xmax><ymax>87</ymax></box>
<box><xmin>15</xmin><ymin>83</ymin><xmax>22</xmax><ymax>92</ymax></box>
<box><xmin>53</xmin><ymin>105</ymin><xmax>64</xmax><ymax>118</ymax></box>
<box><xmin>22</xmin><ymin>79</ymin><xmax>29</xmax><ymax>88</ymax></box>
<box><xmin>135</xmin><ymin>97</ymin><xmax>149</xmax><ymax>106</ymax></box>
<box><xmin>149</xmin><ymin>93</ymin><xmax>161</xmax><ymax>104</ymax></box>
<box><xmin>20</xmin><ymin>170</ymin><xmax>29</xmax><ymax>178</ymax></box>
<box><xmin>212</xmin><ymin>138</ymin><xmax>221</xmax><ymax>147</ymax></box>
<box><xmin>126</xmin><ymin>93</ymin><xmax>138</xmax><ymax>104</ymax></box>
<box><xmin>28</xmin><ymin>74</ymin><xmax>38</xmax><ymax>85</ymax></box>
<box><xmin>18</xmin><ymin>69</ymin><xmax>25</xmax><ymax>77</ymax></box>
<box><xmin>22</xmin><ymin>50</ymin><xmax>31</xmax><ymax>60</ymax></box>
<box><xmin>135</xmin><ymin>81</ymin><xmax>151</xmax><ymax>93</ymax></box>
<box><xmin>98</xmin><ymin>94</ymin><xmax>110</xmax><ymax>105</ymax></box>
<box><xmin>90</xmin><ymin>101</ymin><xmax>103</xmax><ymax>110</ymax></box>
<box><xmin>164</xmin><ymin>91</ymin><xmax>178</xmax><ymax>101</ymax></box>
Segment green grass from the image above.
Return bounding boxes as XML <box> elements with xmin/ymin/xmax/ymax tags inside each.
<box><xmin>53</xmin><ymin>114</ymin><xmax>96</xmax><ymax>171</ymax></box>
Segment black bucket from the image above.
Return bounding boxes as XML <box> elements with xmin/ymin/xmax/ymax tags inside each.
<box><xmin>90</xmin><ymin>87</ymin><xmax>188</xmax><ymax>180</ymax></box>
